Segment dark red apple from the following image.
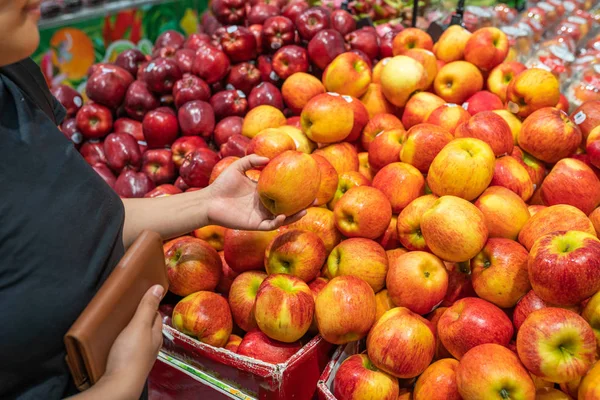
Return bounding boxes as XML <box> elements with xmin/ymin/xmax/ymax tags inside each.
<box><xmin>331</xmin><ymin>9</ymin><xmax>356</xmax><ymax>36</ymax></box>
<box><xmin>171</xmin><ymin>136</ymin><xmax>208</xmax><ymax>168</ymax></box>
<box><xmin>201</xmin><ymin>11</ymin><xmax>223</xmax><ymax>36</ymax></box>
<box><xmin>214</xmin><ymin>116</ymin><xmax>244</xmax><ymax>146</ymax></box>
<box><xmin>61</xmin><ymin>118</ymin><xmax>83</xmax><ymax>148</ymax></box>
<box><xmin>124</xmin><ymin>80</ymin><xmax>160</xmax><ymax>121</ymax></box>
<box><xmin>155</xmin><ymin>30</ymin><xmax>185</xmax><ymax>50</ymax></box>
<box><xmin>86</xmin><ymin>66</ymin><xmax>134</xmax><ymax>110</ymax></box>
<box><xmin>80</xmin><ymin>140</ymin><xmax>107</xmax><ymax>166</ymax></box>
<box><xmin>248</xmin><ymin>82</ymin><xmax>284</xmax><ymax>110</ymax></box>
<box><xmin>144</xmin><ymin>184</ymin><xmax>183</xmax><ymax>198</ymax></box>
<box><xmin>179</xmin><ymin>148</ymin><xmax>221</xmax><ymax>188</ymax></box>
<box><xmin>248</xmin><ymin>3</ymin><xmax>280</xmax><ymax>24</ymax></box>
<box><xmin>219</xmin><ymin>26</ymin><xmax>257</xmax><ymax>63</ymax></box>
<box><xmin>307</xmin><ymin>29</ymin><xmax>346</xmax><ymax>70</ymax></box>
<box><xmin>152</xmin><ymin>46</ymin><xmax>177</xmax><ymax>60</ymax></box>
<box><xmin>173</xmin><ymin>75</ymin><xmax>211</xmax><ymax>109</ymax></box>
<box><xmin>174</xmin><ymin>49</ymin><xmax>195</xmax><ymax>74</ymax></box>
<box><xmin>104</xmin><ymin>132</ymin><xmax>143</xmax><ymax>173</ymax></box>
<box><xmin>114</xmin><ymin>118</ymin><xmax>144</xmax><ymax>142</ymax></box>
<box><xmin>211</xmin><ymin>0</ymin><xmax>246</xmax><ymax>25</ymax></box>
<box><xmin>178</xmin><ymin>100</ymin><xmax>216</xmax><ymax>137</ymax></box>
<box><xmin>282</xmin><ymin>0</ymin><xmax>309</xmax><ymax>22</ymax></box>
<box><xmin>155</xmin><ymin>106</ymin><xmax>176</xmax><ymax>116</ymax></box>
<box><xmin>92</xmin><ymin>163</ymin><xmax>117</xmax><ymax>188</ymax></box>
<box><xmin>87</xmin><ymin>63</ymin><xmax>126</xmax><ymax>78</ymax></box>
<box><xmin>184</xmin><ymin>33</ymin><xmax>212</xmax><ymax>51</ymax></box>
<box><xmin>51</xmin><ymin>85</ymin><xmax>83</xmax><ymax>117</ymax></box>
<box><xmin>174</xmin><ymin>176</ymin><xmax>190</xmax><ymax>191</ymax></box>
<box><xmin>379</xmin><ymin>31</ymin><xmax>395</xmax><ymax>58</ymax></box>
<box><xmin>219</xmin><ymin>134</ymin><xmax>250</xmax><ymax>158</ymax></box>
<box><xmin>257</xmin><ymin>55</ymin><xmax>280</xmax><ymax>85</ymax></box>
<box><xmin>192</xmin><ymin>46</ymin><xmax>231</xmax><ymax>84</ymax></box>
<box><xmin>114</xmin><ymin>170</ymin><xmax>155</xmax><ymax>198</ymax></box>
<box><xmin>248</xmin><ymin>24</ymin><xmax>264</xmax><ymax>55</ymax></box>
<box><xmin>346</xmin><ymin>28</ymin><xmax>380</xmax><ymax>61</ymax></box>
<box><xmin>142</xmin><ymin>149</ymin><xmax>176</xmax><ymax>184</ymax></box>
<box><xmin>139</xmin><ymin>57</ymin><xmax>182</xmax><ymax>94</ymax></box>
<box><xmin>262</xmin><ymin>16</ymin><xmax>295</xmax><ymax>53</ymax></box>
<box><xmin>237</xmin><ymin>330</ymin><xmax>302</xmax><ymax>364</ymax></box>
<box><xmin>226</xmin><ymin>62</ymin><xmax>261</xmax><ymax>96</ymax></box>
<box><xmin>210</xmin><ymin>90</ymin><xmax>248</xmax><ymax>120</ymax></box>
<box><xmin>250</xmin><ymin>0</ymin><xmax>284</xmax><ymax>6</ymax></box>
<box><xmin>272</xmin><ymin>45</ymin><xmax>309</xmax><ymax>80</ymax></box>
<box><xmin>114</xmin><ymin>49</ymin><xmax>148</xmax><ymax>78</ymax></box>
<box><xmin>295</xmin><ymin>7</ymin><xmax>331</xmax><ymax>41</ymax></box>
<box><xmin>142</xmin><ymin>110</ymin><xmax>179</xmax><ymax>148</ymax></box>
<box><xmin>76</xmin><ymin>104</ymin><xmax>113</xmax><ymax>140</ymax></box>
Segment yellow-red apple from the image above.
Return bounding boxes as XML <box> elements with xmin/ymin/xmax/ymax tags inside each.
<box><xmin>223</xmin><ymin>229</ymin><xmax>277</xmax><ymax>273</ymax></box>
<box><xmin>333</xmin><ymin>354</ymin><xmax>400</xmax><ymax>400</ymax></box>
<box><xmin>313</xmin><ymin>142</ymin><xmax>359</xmax><ymax>174</ymax></box>
<box><xmin>581</xmin><ymin>290</ymin><xmax>600</xmax><ymax>354</ymax></box>
<box><xmin>209</xmin><ymin>156</ymin><xmax>240</xmax><ymax>184</ymax></box>
<box><xmin>334</xmin><ymin>186</ymin><xmax>393</xmax><ymax>239</ymax></box>
<box><xmin>301</xmin><ymin>92</ymin><xmax>354</xmax><ymax>143</ymax></box>
<box><xmin>396</xmin><ymin>194</ymin><xmax>438</xmax><ymax>251</ymax></box>
<box><xmin>228</xmin><ymin>270</ymin><xmax>267</xmax><ymax>332</ymax></box>
<box><xmin>311</xmin><ymin>154</ymin><xmax>338</xmax><ymax>206</ymax></box>
<box><xmin>400</xmin><ymin>123</ymin><xmax>454</xmax><ymax>173</ymax></box>
<box><xmin>464</xmin><ymin>27</ymin><xmax>510</xmax><ymax>71</ymax></box>
<box><xmin>242</xmin><ymin>105</ymin><xmax>287</xmax><ymax>138</ymax></box>
<box><xmin>434</xmin><ymin>61</ymin><xmax>484</xmax><ymax>104</ymax></box>
<box><xmin>571</xmin><ymin>100</ymin><xmax>600</xmax><ymax>142</ymax></box>
<box><xmin>487</xmin><ymin>61</ymin><xmax>527</xmax><ymax>102</ymax></box>
<box><xmin>368</xmin><ymin>128</ymin><xmax>407</xmax><ymax>171</ymax></box>
<box><xmin>404</xmin><ymin>49</ymin><xmax>438</xmax><ymax>89</ymax></box>
<box><xmin>216</xmin><ymin>251</ymin><xmax>238</xmax><ymax>296</ymax></box>
<box><xmin>474</xmin><ymin>186</ymin><xmax>530</xmax><ymax>240</ymax></box>
<box><xmin>322</xmin><ymin>52</ymin><xmax>372</xmax><ymax>98</ymax></box>
<box><xmin>426</xmin><ymin>103</ymin><xmax>471</xmax><ymax>135</ymax></box>
<box><xmin>463</xmin><ymin>90</ymin><xmax>504</xmax><ymax>116</ymax></box>
<box><xmin>279</xmin><ymin>125</ymin><xmax>316</xmax><ymax>154</ymax></box>
<box><xmin>490</xmin><ymin>155</ymin><xmax>534</xmax><ymax>201</ymax></box>
<box><xmin>315</xmin><ymin>275</ymin><xmax>377</xmax><ymax>344</ymax></box>
<box><xmin>345</xmin><ymin>95</ymin><xmax>370</xmax><ymax>142</ymax></box>
<box><xmin>373</xmin><ymin>162</ymin><xmax>426</xmax><ymax>213</ymax></box>
<box><xmin>493</xmin><ymin>109</ymin><xmax>523</xmax><ymax>144</ymax></box>
<box><xmin>237</xmin><ymin>329</ymin><xmax>302</xmax><ymax>364</ymax></box>
<box><xmin>358</xmin><ymin>151</ymin><xmax>375</xmax><ymax>181</ymax></box>
<box><xmin>284</xmin><ymin>207</ymin><xmax>342</xmax><ymax>253</ymax></box>
<box><xmin>372</xmin><ymin>57</ymin><xmax>391</xmax><ymax>84</ymax></box>
<box><xmin>361</xmin><ymin>113</ymin><xmax>404</xmax><ymax>150</ymax></box>
<box><xmin>193</xmin><ymin>225</ymin><xmax>227</xmax><ymax>251</ymax></box>
<box><xmin>511</xmin><ymin>146</ymin><xmax>547</xmax><ymax>188</ymax></box>
<box><xmin>173</xmin><ymin>291</ymin><xmax>233</xmax><ymax>347</ymax></box>
<box><xmin>392</xmin><ymin>28</ymin><xmax>434</xmax><ymax>55</ymax></box>
<box><xmin>413</xmin><ymin>359</ymin><xmax>461</xmax><ymax>400</ymax></box>
<box><xmin>328</xmin><ymin>170</ymin><xmax>371</xmax><ymax>209</ymax></box>
<box><xmin>246</xmin><ymin>128</ymin><xmax>297</xmax><ymax>159</ymax></box>
<box><xmin>578</xmin><ymin>361</ymin><xmax>600</xmax><ymax>399</ymax></box>
<box><xmin>377</xmin><ymin>214</ymin><xmax>399</xmax><ymax>250</ymax></box>
<box><xmin>375</xmin><ymin>289</ymin><xmax>396</xmax><ymax>322</ymax></box>
<box><xmin>433</xmin><ymin>25</ymin><xmax>471</xmax><ymax>63</ymax></box>
<box><xmin>225</xmin><ymin>334</ymin><xmax>242</xmax><ymax>353</ymax></box>
<box><xmin>455</xmin><ymin>111</ymin><xmax>514</xmax><ymax>156</ymax></box>
<box><xmin>380</xmin><ymin>55</ymin><xmax>429</xmax><ymax>108</ymax></box>
<box><xmin>401</xmin><ymin>92</ymin><xmax>445</xmax><ymax>129</ymax></box>
<box><xmin>359</xmin><ymin>83</ymin><xmax>397</xmax><ymax>118</ymax></box>
<box><xmin>506</xmin><ymin>68</ymin><xmax>560</xmax><ymax>118</ymax></box>
<box><xmin>281</xmin><ymin>72</ymin><xmax>326</xmax><ymax>114</ymax></box>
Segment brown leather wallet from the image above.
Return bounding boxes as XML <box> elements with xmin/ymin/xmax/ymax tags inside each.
<box><xmin>64</xmin><ymin>230</ymin><xmax>169</xmax><ymax>391</ymax></box>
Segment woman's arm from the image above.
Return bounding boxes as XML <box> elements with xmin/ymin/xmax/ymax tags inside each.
<box><xmin>121</xmin><ymin>155</ymin><xmax>306</xmax><ymax>247</ymax></box>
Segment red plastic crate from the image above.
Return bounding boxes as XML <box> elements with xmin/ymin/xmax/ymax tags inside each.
<box><xmin>156</xmin><ymin>325</ymin><xmax>335</xmax><ymax>399</ymax></box>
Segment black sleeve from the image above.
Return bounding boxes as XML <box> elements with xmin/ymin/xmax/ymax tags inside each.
<box><xmin>52</xmin><ymin>93</ymin><xmax>67</xmax><ymax>125</ymax></box>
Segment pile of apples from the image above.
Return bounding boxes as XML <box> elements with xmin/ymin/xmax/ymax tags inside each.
<box><xmin>51</xmin><ymin>1</ymin><xmax>600</xmax><ymax>398</ymax></box>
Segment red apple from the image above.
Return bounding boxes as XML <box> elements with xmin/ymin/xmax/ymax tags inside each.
<box><xmin>173</xmin><ymin>75</ymin><xmax>211</xmax><ymax>109</ymax></box>
<box><xmin>455</xmin><ymin>111</ymin><xmax>514</xmax><ymax>157</ymax></box>
<box><xmin>400</xmin><ymin>123</ymin><xmax>453</xmax><ymax>173</ymax></box>
<box><xmin>346</xmin><ymin>28</ymin><xmax>380</xmax><ymax>61</ymax></box>
<box><xmin>114</xmin><ymin>49</ymin><xmax>148</xmax><ymax>78</ymax></box>
<box><xmin>80</xmin><ymin>140</ymin><xmax>107</xmax><ymax>166</ymax></box>
<box><xmin>571</xmin><ymin>100</ymin><xmax>600</xmax><ymax>142</ymax></box>
<box><xmin>144</xmin><ymin>184</ymin><xmax>182</xmax><ymax>198</ymax></box>
<box><xmin>211</xmin><ymin>0</ymin><xmax>246</xmax><ymax>25</ymax></box>
<box><xmin>114</xmin><ymin>170</ymin><xmax>155</xmax><ymax>198</ymax></box>
<box><xmin>177</xmin><ymin>100</ymin><xmax>215</xmax><ymax>138</ymax></box>
<box><xmin>284</xmin><ymin>207</ymin><xmax>342</xmax><ymax>253</ymax></box>
<box><xmin>237</xmin><ymin>329</ymin><xmax>302</xmax><ymax>364</ymax></box>
<box><xmin>248</xmin><ymin>82</ymin><xmax>284</xmax><ymax>110</ymax></box>
<box><xmin>442</xmin><ymin>261</ymin><xmax>477</xmax><ymax>307</ymax></box>
<box><xmin>183</xmin><ymin>33</ymin><xmax>212</xmax><ymax>51</ymax></box>
<box><xmin>179</xmin><ymin>148</ymin><xmax>220</xmax><ymax>188</ymax></box>
<box><xmin>123</xmin><ymin>81</ymin><xmax>160</xmax><ymax>121</ymax></box>
<box><xmin>334</xmin><ymin>186</ymin><xmax>393</xmax><ymax>240</ymax></box>
<box><xmin>262</xmin><ymin>16</ymin><xmax>295</xmax><ymax>53</ymax></box>
<box><xmin>333</xmin><ymin>354</ymin><xmax>400</xmax><ymax>400</ymax></box>
<box><xmin>76</xmin><ymin>104</ymin><xmax>114</xmax><ymax>140</ymax></box>
<box><xmin>139</xmin><ymin>57</ymin><xmax>182</xmax><ymax>94</ymax></box>
<box><xmin>463</xmin><ymin>91</ymin><xmax>504</xmax><ymax>116</ymax></box>
<box><xmin>86</xmin><ymin>66</ymin><xmax>133</xmax><ymax>110</ymax></box>
<box><xmin>307</xmin><ymin>29</ymin><xmax>346</xmax><ymax>70</ymax></box>
<box><xmin>155</xmin><ymin>30</ymin><xmax>185</xmax><ymax>49</ymax></box>
<box><xmin>171</xmin><ymin>136</ymin><xmax>208</xmax><ymax>168</ymax></box>
<box><xmin>114</xmin><ymin>118</ymin><xmax>144</xmax><ymax>142</ymax></box>
<box><xmin>265</xmin><ymin>229</ymin><xmax>326</xmax><ymax>283</ymax></box>
<box><xmin>490</xmin><ymin>155</ymin><xmax>534</xmax><ymax>202</ymax></box>
<box><xmin>210</xmin><ymin>89</ymin><xmax>248</xmax><ymax>120</ymax></box>
<box><xmin>247</xmin><ymin>3</ymin><xmax>279</xmax><ymax>25</ymax></box>
<box><xmin>219</xmin><ymin>26</ymin><xmax>257</xmax><ymax>63</ymax></box>
<box><xmin>226</xmin><ymin>62</ymin><xmax>261</xmax><ymax>96</ymax></box>
<box><xmin>331</xmin><ymin>9</ymin><xmax>356</xmax><ymax>36</ymax></box>
<box><xmin>92</xmin><ymin>163</ymin><xmax>117</xmax><ymax>188</ymax></box>
<box><xmin>214</xmin><ymin>116</ymin><xmax>243</xmax><ymax>146</ymax></box>
<box><xmin>192</xmin><ymin>45</ymin><xmax>231</xmax><ymax>84</ymax></box>
<box><xmin>272</xmin><ymin>45</ymin><xmax>309</xmax><ymax>80</ymax></box>
<box><xmin>209</xmin><ymin>156</ymin><xmax>239</xmax><ymax>184</ymax></box>
<box><xmin>163</xmin><ymin>236</ymin><xmax>222</xmax><ymax>296</ymax></box>
<box><xmin>51</xmin><ymin>84</ymin><xmax>83</xmax><ymax>117</ymax></box>
<box><xmin>61</xmin><ymin>118</ymin><xmax>83</xmax><ymax>148</ymax></box>
<box><xmin>463</xmin><ymin>27</ymin><xmax>510</xmax><ymax>71</ymax></box>
<box><xmin>282</xmin><ymin>0</ymin><xmax>308</xmax><ymax>22</ymax></box>
<box><xmin>103</xmin><ymin>132</ymin><xmax>142</xmax><ymax>173</ymax></box>
<box><xmin>142</xmin><ymin>149</ymin><xmax>176</xmax><ymax>185</ymax></box>
<box><xmin>228</xmin><ymin>270</ymin><xmax>267</xmax><ymax>332</ymax></box>
<box><xmin>372</xmin><ymin>162</ymin><xmax>425</xmax><ymax>214</ymax></box>
<box><xmin>224</xmin><ymin>334</ymin><xmax>242</xmax><ymax>352</ymax></box>
<box><xmin>438</xmin><ymin>297</ymin><xmax>514</xmax><ymax>359</ymax></box>
<box><xmin>223</xmin><ymin>229</ymin><xmax>277</xmax><ymax>273</ymax></box>
<box><xmin>216</xmin><ymin>252</ymin><xmax>238</xmax><ymax>296</ymax></box>
<box><xmin>173</xmin><ymin>49</ymin><xmax>195</xmax><ymax>75</ymax></box>
<box><xmin>220</xmin><ymin>134</ymin><xmax>250</xmax><ymax>158</ymax></box>
<box><xmin>142</xmin><ymin>110</ymin><xmax>179</xmax><ymax>148</ymax></box>
<box><xmin>295</xmin><ymin>6</ymin><xmax>330</xmax><ymax>41</ymax></box>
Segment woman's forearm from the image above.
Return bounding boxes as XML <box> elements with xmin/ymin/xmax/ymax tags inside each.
<box><xmin>121</xmin><ymin>189</ymin><xmax>212</xmax><ymax>248</ymax></box>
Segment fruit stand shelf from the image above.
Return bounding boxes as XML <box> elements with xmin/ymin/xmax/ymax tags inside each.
<box><xmin>38</xmin><ymin>0</ymin><xmax>170</xmax><ymax>29</ymax></box>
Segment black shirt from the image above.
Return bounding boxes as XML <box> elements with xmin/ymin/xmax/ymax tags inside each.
<box><xmin>0</xmin><ymin>59</ymin><xmax>126</xmax><ymax>399</ymax></box>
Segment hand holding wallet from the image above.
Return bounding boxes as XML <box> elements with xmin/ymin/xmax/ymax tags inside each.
<box><xmin>64</xmin><ymin>230</ymin><xmax>169</xmax><ymax>391</ymax></box>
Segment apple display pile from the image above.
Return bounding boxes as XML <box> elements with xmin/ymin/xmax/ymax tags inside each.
<box><xmin>51</xmin><ymin>2</ymin><xmax>600</xmax><ymax>398</ymax></box>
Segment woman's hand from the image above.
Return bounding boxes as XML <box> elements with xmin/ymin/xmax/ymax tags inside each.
<box><xmin>69</xmin><ymin>285</ymin><xmax>165</xmax><ymax>399</ymax></box>
<box><xmin>205</xmin><ymin>155</ymin><xmax>307</xmax><ymax>231</ymax></box>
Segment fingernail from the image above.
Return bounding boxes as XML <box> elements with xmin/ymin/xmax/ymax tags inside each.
<box><xmin>152</xmin><ymin>285</ymin><xmax>164</xmax><ymax>298</ymax></box>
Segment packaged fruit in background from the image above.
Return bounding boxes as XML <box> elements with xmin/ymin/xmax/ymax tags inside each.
<box><xmin>581</xmin><ymin>31</ymin><xmax>600</xmax><ymax>54</ymax></box>
<box><xmin>519</xmin><ymin>12</ymin><xmax>546</xmax><ymax>41</ymax></box>
<box><xmin>501</xmin><ymin>25</ymin><xmax>534</xmax><ymax>62</ymax></box>
<box><xmin>572</xmin><ymin>50</ymin><xmax>600</xmax><ymax>75</ymax></box>
<box><xmin>493</xmin><ymin>3</ymin><xmax>519</xmax><ymax>25</ymax></box>
<box><xmin>525</xmin><ymin>44</ymin><xmax>575</xmax><ymax>85</ymax></box>
<box><xmin>566</xmin><ymin>65</ymin><xmax>600</xmax><ymax>107</ymax></box>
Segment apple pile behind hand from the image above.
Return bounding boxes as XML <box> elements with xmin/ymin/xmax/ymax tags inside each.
<box><xmin>51</xmin><ymin>3</ymin><xmax>600</xmax><ymax>393</ymax></box>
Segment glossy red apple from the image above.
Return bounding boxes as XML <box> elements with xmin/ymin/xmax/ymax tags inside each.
<box><xmin>155</xmin><ymin>30</ymin><xmax>185</xmax><ymax>50</ymax></box>
<box><xmin>237</xmin><ymin>329</ymin><xmax>302</xmax><ymax>364</ymax></box>
<box><xmin>124</xmin><ymin>81</ymin><xmax>160</xmax><ymax>121</ymax></box>
<box><xmin>86</xmin><ymin>66</ymin><xmax>134</xmax><ymax>110</ymax></box>
<box><xmin>114</xmin><ymin>49</ymin><xmax>148</xmax><ymax>78</ymax></box>
<box><xmin>114</xmin><ymin>170</ymin><xmax>155</xmax><ymax>198</ymax></box>
<box><xmin>184</xmin><ymin>33</ymin><xmax>212</xmax><ymax>51</ymax></box>
<box><xmin>179</xmin><ymin>148</ymin><xmax>221</xmax><ymax>188</ymax></box>
<box><xmin>262</xmin><ymin>16</ymin><xmax>296</xmax><ymax>53</ymax></box>
<box><xmin>295</xmin><ymin>6</ymin><xmax>331</xmax><ymax>41</ymax></box>
<box><xmin>211</xmin><ymin>0</ymin><xmax>246</xmax><ymax>25</ymax></box>
<box><xmin>172</xmin><ymin>75</ymin><xmax>211</xmax><ymax>109</ymax></box>
<box><xmin>220</xmin><ymin>134</ymin><xmax>251</xmax><ymax>158</ymax></box>
<box><xmin>139</xmin><ymin>57</ymin><xmax>182</xmax><ymax>94</ymax></box>
<box><xmin>192</xmin><ymin>45</ymin><xmax>231</xmax><ymax>84</ymax></box>
<box><xmin>248</xmin><ymin>82</ymin><xmax>284</xmax><ymax>110</ymax></box>
<box><xmin>103</xmin><ymin>132</ymin><xmax>142</xmax><ymax>174</ymax></box>
<box><xmin>247</xmin><ymin>3</ymin><xmax>279</xmax><ymax>24</ymax></box>
<box><xmin>272</xmin><ymin>45</ymin><xmax>309</xmax><ymax>80</ymax></box>
<box><xmin>248</xmin><ymin>24</ymin><xmax>264</xmax><ymax>55</ymax></box>
<box><xmin>210</xmin><ymin>90</ymin><xmax>248</xmax><ymax>120</ymax></box>
<box><xmin>142</xmin><ymin>110</ymin><xmax>179</xmax><ymax>148</ymax></box>
<box><xmin>346</xmin><ymin>28</ymin><xmax>380</xmax><ymax>61</ymax></box>
<box><xmin>219</xmin><ymin>26</ymin><xmax>257</xmax><ymax>63</ymax></box>
<box><xmin>214</xmin><ymin>116</ymin><xmax>244</xmax><ymax>146</ymax></box>
<box><xmin>226</xmin><ymin>62</ymin><xmax>262</xmax><ymax>96</ymax></box>
<box><xmin>51</xmin><ymin>84</ymin><xmax>83</xmax><ymax>117</ymax></box>
<box><xmin>92</xmin><ymin>163</ymin><xmax>117</xmax><ymax>188</ymax></box>
<box><xmin>177</xmin><ymin>101</ymin><xmax>215</xmax><ymax>138</ymax></box>
<box><xmin>76</xmin><ymin>104</ymin><xmax>113</xmax><ymax>140</ymax></box>
<box><xmin>257</xmin><ymin>55</ymin><xmax>280</xmax><ymax>85</ymax></box>
<box><xmin>142</xmin><ymin>149</ymin><xmax>176</xmax><ymax>185</ymax></box>
<box><xmin>282</xmin><ymin>0</ymin><xmax>309</xmax><ymax>22</ymax></box>
<box><xmin>80</xmin><ymin>140</ymin><xmax>107</xmax><ymax>166</ymax></box>
<box><xmin>171</xmin><ymin>136</ymin><xmax>207</xmax><ymax>168</ymax></box>
<box><xmin>144</xmin><ymin>184</ymin><xmax>182</xmax><ymax>198</ymax></box>
<box><xmin>173</xmin><ymin>49</ymin><xmax>195</xmax><ymax>75</ymax></box>
<box><xmin>61</xmin><ymin>118</ymin><xmax>83</xmax><ymax>148</ymax></box>
<box><xmin>307</xmin><ymin>29</ymin><xmax>346</xmax><ymax>70</ymax></box>
<box><xmin>331</xmin><ymin>9</ymin><xmax>356</xmax><ymax>36</ymax></box>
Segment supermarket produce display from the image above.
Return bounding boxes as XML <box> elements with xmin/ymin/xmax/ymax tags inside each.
<box><xmin>47</xmin><ymin>0</ymin><xmax>600</xmax><ymax>398</ymax></box>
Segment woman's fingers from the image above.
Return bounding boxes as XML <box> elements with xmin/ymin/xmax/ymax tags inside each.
<box><xmin>132</xmin><ymin>285</ymin><xmax>164</xmax><ymax>328</ymax></box>
<box><xmin>233</xmin><ymin>155</ymin><xmax>270</xmax><ymax>173</ymax></box>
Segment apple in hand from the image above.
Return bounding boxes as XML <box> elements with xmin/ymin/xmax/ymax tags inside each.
<box><xmin>265</xmin><ymin>229</ymin><xmax>326</xmax><ymax>283</ymax></box>
<box><xmin>257</xmin><ymin>151</ymin><xmax>320</xmax><ymax>216</ymax></box>
<box><xmin>315</xmin><ymin>276</ymin><xmax>376</xmax><ymax>344</ymax></box>
<box><xmin>237</xmin><ymin>329</ymin><xmax>302</xmax><ymax>364</ymax></box>
<box><xmin>413</xmin><ymin>359</ymin><xmax>461</xmax><ymax>400</ymax></box>
<box><xmin>333</xmin><ymin>354</ymin><xmax>400</xmax><ymax>400</ymax></box>
<box><xmin>455</xmin><ymin>111</ymin><xmax>513</xmax><ymax>158</ymax></box>
<box><xmin>164</xmin><ymin>237</ymin><xmax>222</xmax><ymax>296</ymax></box>
<box><xmin>517</xmin><ymin>308</ymin><xmax>596</xmax><ymax>383</ymax></box>
<box><xmin>438</xmin><ymin>297</ymin><xmax>514</xmax><ymax>359</ymax></box>
<box><xmin>246</xmin><ymin>128</ymin><xmax>296</xmax><ymax>160</ymax></box>
<box><xmin>142</xmin><ymin>149</ymin><xmax>176</xmax><ymax>185</ymax></box>
<box><xmin>224</xmin><ymin>229</ymin><xmax>277</xmax><ymax>273</ymax></box>
<box><xmin>456</xmin><ymin>344</ymin><xmax>536</xmax><ymax>400</ymax></box>
<box><xmin>228</xmin><ymin>271</ymin><xmax>267</xmax><ymax>332</ymax></box>
<box><xmin>387</xmin><ymin>251</ymin><xmax>448</xmax><ymax>315</ymax></box>
<box><xmin>173</xmin><ymin>291</ymin><xmax>232</xmax><ymax>347</ymax></box>
<box><xmin>254</xmin><ymin>274</ymin><xmax>314</xmax><ymax>343</ymax></box>
<box><xmin>179</xmin><ymin>148</ymin><xmax>220</xmax><ymax>188</ymax></box>
<box><xmin>334</xmin><ymin>186</ymin><xmax>392</xmax><ymax>240</ymax></box>
<box><xmin>367</xmin><ymin>307</ymin><xmax>436</xmax><ymax>378</ymax></box>
<box><xmin>103</xmin><ymin>132</ymin><xmax>142</xmax><ymax>173</ymax></box>
<box><xmin>76</xmin><ymin>104</ymin><xmax>113</xmax><ymax>140</ymax></box>
<box><xmin>114</xmin><ymin>170</ymin><xmax>155</xmax><ymax>198</ymax></box>
<box><xmin>326</xmin><ymin>238</ymin><xmax>388</xmax><ymax>293</ymax></box>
